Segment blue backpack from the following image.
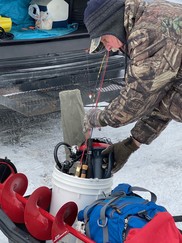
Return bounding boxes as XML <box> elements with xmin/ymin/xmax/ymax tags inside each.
<box><xmin>78</xmin><ymin>183</ymin><xmax>167</xmax><ymax>243</ymax></box>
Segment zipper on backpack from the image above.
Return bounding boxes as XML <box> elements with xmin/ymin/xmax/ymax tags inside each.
<box><xmin>109</xmin><ymin>198</ymin><xmax>149</xmax><ymax>218</ymax></box>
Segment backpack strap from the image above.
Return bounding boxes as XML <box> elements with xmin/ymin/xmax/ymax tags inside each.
<box><xmin>111</xmin><ymin>184</ymin><xmax>157</xmax><ymax>203</ymax></box>
<box><xmin>98</xmin><ymin>195</ymin><xmax>123</xmax><ymax>243</ymax></box>
<box><xmin>84</xmin><ymin>191</ymin><xmax>126</xmax><ymax>239</ymax></box>
<box><xmin>173</xmin><ymin>215</ymin><xmax>182</xmax><ymax>222</ymax></box>
<box><xmin>84</xmin><ymin>197</ymin><xmax>108</xmax><ymax>238</ymax></box>
<box><xmin>130</xmin><ymin>186</ymin><xmax>157</xmax><ymax>202</ymax></box>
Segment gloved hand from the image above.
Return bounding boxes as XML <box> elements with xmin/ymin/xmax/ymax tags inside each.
<box><xmin>83</xmin><ymin>108</ymin><xmax>107</xmax><ymax>133</ymax></box>
<box><xmin>102</xmin><ymin>137</ymin><xmax>139</xmax><ymax>173</ymax></box>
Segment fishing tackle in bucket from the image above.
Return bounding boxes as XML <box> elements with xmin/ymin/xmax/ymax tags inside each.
<box><xmin>54</xmin><ymin>137</ymin><xmax>114</xmax><ymax>179</ymax></box>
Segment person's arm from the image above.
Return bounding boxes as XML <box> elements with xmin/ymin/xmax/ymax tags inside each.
<box><xmin>101</xmin><ymin>108</ymin><xmax>171</xmax><ymax>173</ymax></box>
<box><xmin>99</xmin><ymin>29</ymin><xmax>181</xmax><ymax>128</ymax></box>
<box><xmin>131</xmin><ymin>108</ymin><xmax>171</xmax><ymax>145</ymax></box>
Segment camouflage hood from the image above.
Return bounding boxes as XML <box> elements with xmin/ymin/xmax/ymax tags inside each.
<box><xmin>124</xmin><ymin>0</ymin><xmax>182</xmax><ymax>40</ymax></box>
<box><xmin>124</xmin><ymin>0</ymin><xmax>147</xmax><ymax>37</ymax></box>
<box><xmin>124</xmin><ymin>0</ymin><xmax>182</xmax><ymax>39</ymax></box>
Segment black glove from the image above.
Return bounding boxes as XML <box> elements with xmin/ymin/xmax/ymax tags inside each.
<box><xmin>102</xmin><ymin>137</ymin><xmax>139</xmax><ymax>173</ymax></box>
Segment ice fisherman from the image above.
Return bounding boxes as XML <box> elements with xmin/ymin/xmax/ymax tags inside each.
<box><xmin>83</xmin><ymin>0</ymin><xmax>182</xmax><ymax>173</ymax></box>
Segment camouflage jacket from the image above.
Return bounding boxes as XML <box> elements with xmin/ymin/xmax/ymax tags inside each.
<box><xmin>100</xmin><ymin>0</ymin><xmax>182</xmax><ymax>144</ymax></box>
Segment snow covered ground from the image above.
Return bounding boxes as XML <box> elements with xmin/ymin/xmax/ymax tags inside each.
<box><xmin>167</xmin><ymin>0</ymin><xmax>182</xmax><ymax>3</ymax></box>
<box><xmin>0</xmin><ymin>107</ymin><xmax>182</xmax><ymax>242</ymax></box>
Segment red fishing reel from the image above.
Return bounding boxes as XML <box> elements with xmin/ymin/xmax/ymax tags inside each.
<box><xmin>78</xmin><ymin>138</ymin><xmax>111</xmax><ymax>152</ymax></box>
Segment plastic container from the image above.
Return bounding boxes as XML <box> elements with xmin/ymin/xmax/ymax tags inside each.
<box><xmin>50</xmin><ymin>165</ymin><xmax>113</xmax><ymax>215</ymax></box>
<box><xmin>38</xmin><ymin>0</ymin><xmax>69</xmax><ymax>28</ymax></box>
<box><xmin>48</xmin><ymin>166</ymin><xmax>113</xmax><ymax>243</ymax></box>
<box><xmin>0</xmin><ymin>16</ymin><xmax>12</xmax><ymax>32</ymax></box>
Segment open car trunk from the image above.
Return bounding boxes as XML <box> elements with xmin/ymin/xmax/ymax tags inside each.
<box><xmin>0</xmin><ymin>0</ymin><xmax>125</xmax><ymax>116</ymax></box>
<box><xmin>0</xmin><ymin>0</ymin><xmax>90</xmax><ymax>57</ymax></box>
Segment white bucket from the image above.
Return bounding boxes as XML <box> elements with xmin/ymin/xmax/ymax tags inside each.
<box><xmin>50</xmin><ymin>165</ymin><xmax>113</xmax><ymax>215</ymax></box>
<box><xmin>48</xmin><ymin>165</ymin><xmax>113</xmax><ymax>243</ymax></box>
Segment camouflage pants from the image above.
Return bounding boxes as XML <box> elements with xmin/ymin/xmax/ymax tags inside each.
<box><xmin>131</xmin><ymin>81</ymin><xmax>182</xmax><ymax>144</ymax></box>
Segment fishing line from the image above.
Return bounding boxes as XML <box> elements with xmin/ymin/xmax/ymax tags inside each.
<box><xmin>80</xmin><ymin>51</ymin><xmax>110</xmax><ymax>167</ymax></box>
<box><xmin>87</xmin><ymin>51</ymin><xmax>107</xmax><ymax>104</ymax></box>
<box><xmin>95</xmin><ymin>51</ymin><xmax>110</xmax><ymax>107</ymax></box>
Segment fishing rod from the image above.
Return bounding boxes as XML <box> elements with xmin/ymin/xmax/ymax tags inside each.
<box><xmin>79</xmin><ymin>51</ymin><xmax>110</xmax><ymax>178</ymax></box>
<box><xmin>53</xmin><ymin>51</ymin><xmax>114</xmax><ymax>179</ymax></box>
